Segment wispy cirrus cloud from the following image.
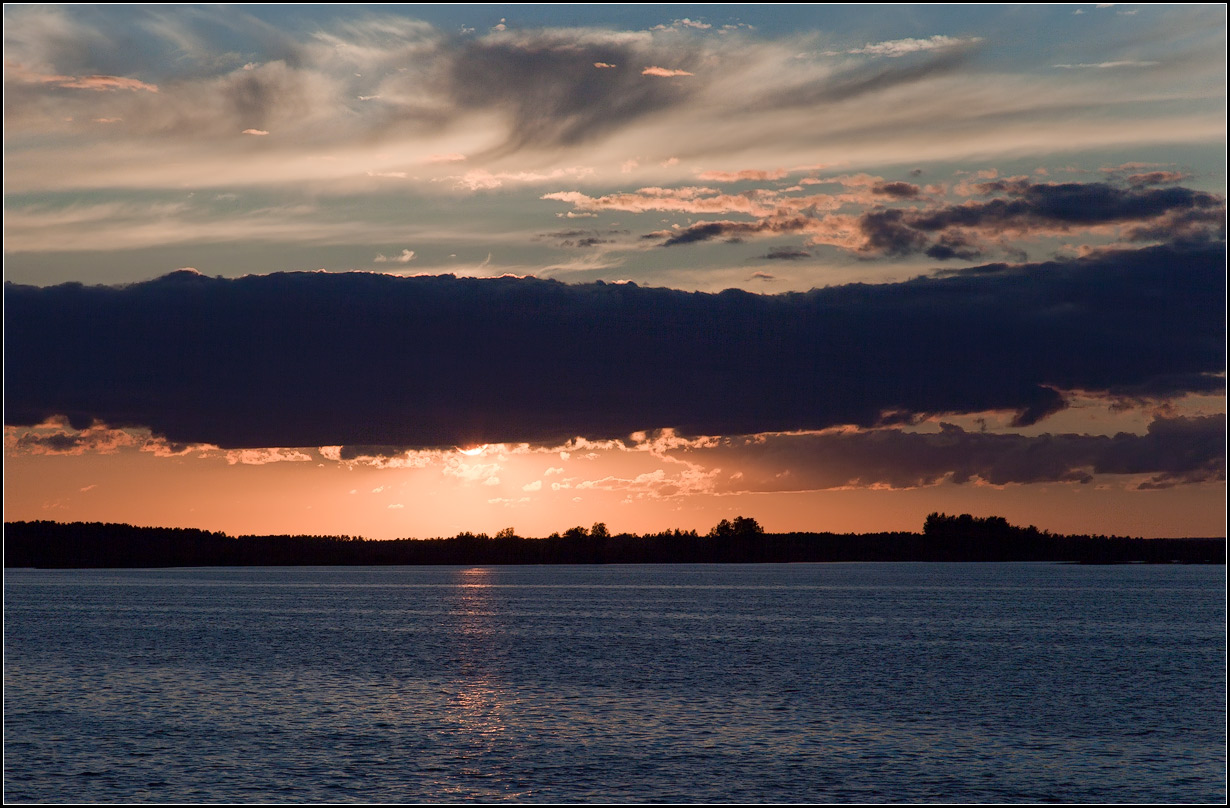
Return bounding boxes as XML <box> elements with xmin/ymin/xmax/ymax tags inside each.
<box><xmin>696</xmin><ymin>168</ymin><xmax>789</xmax><ymax>182</ymax></box>
<box><xmin>4</xmin><ymin>62</ymin><xmax>159</xmax><ymax>92</ymax></box>
<box><xmin>827</xmin><ymin>35</ymin><xmax>983</xmax><ymax>58</ymax></box>
<box><xmin>1053</xmin><ymin>61</ymin><xmax>1159</xmax><ymax>69</ymax></box>
<box><xmin>4</xmin><ymin>4</ymin><xmax>1223</xmax><ymax>205</ymax></box>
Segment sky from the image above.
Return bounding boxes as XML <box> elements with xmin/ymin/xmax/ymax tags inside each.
<box><xmin>4</xmin><ymin>3</ymin><xmax>1227</xmax><ymax>540</ymax></box>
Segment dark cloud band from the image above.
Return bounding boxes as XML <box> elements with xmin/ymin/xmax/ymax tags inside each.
<box><xmin>4</xmin><ymin>242</ymin><xmax>1224</xmax><ymax>448</ymax></box>
<box><xmin>696</xmin><ymin>416</ymin><xmax>1226</xmax><ymax>491</ymax></box>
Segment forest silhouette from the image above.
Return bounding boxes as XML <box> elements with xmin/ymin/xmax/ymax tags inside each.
<box><xmin>4</xmin><ymin>514</ymin><xmax>1223</xmax><ymax>568</ymax></box>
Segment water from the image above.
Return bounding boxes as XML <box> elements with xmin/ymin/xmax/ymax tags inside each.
<box><xmin>4</xmin><ymin>563</ymin><xmax>1226</xmax><ymax>803</ymax></box>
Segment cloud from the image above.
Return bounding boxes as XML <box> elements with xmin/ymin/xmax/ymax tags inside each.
<box><xmin>649</xmin><ymin>179</ymin><xmax>1225</xmax><ymax>259</ymax></box>
<box><xmin>858</xmin><ymin>181</ymin><xmax>1225</xmax><ymax>258</ymax></box>
<box><xmin>1126</xmin><ymin>171</ymin><xmax>1191</xmax><ymax>187</ymax></box>
<box><xmin>445</xmin><ymin>166</ymin><xmax>595</xmax><ymax>191</ymax></box>
<box><xmin>5</xmin><ymin>243</ymin><xmax>1224</xmax><ymax>448</ymax></box>
<box><xmin>835</xmin><ymin>35</ymin><xmax>983</xmax><ymax>58</ymax></box>
<box><xmin>696</xmin><ymin>169</ymin><xmax>789</xmax><ymax>182</ymax></box>
<box><xmin>58</xmin><ymin>74</ymin><xmax>160</xmax><ymax>92</ymax></box>
<box><xmin>682</xmin><ymin>415</ymin><xmax>1227</xmax><ymax>492</ymax></box>
<box><xmin>760</xmin><ymin>248</ymin><xmax>811</xmax><ymax>261</ymax></box>
<box><xmin>536</xmin><ymin>228</ymin><xmax>631</xmax><ymax>249</ymax></box>
<box><xmin>445</xmin><ymin>32</ymin><xmax>701</xmax><ymax>155</ymax></box>
<box><xmin>374</xmin><ymin>249</ymin><xmax>416</xmax><ymax>264</ymax></box>
<box><xmin>241</xmin><ymin>128</ymin><xmax>269</xmax><ymax>135</ymax></box>
<box><xmin>224</xmin><ymin>448</ymin><xmax>312</xmax><ymax>465</ymax></box>
<box><xmin>655</xmin><ymin>19</ymin><xmax>712</xmax><ymax>32</ymax></box>
<box><xmin>1053</xmin><ymin>61</ymin><xmax>1159</xmax><ymax>69</ymax></box>
<box><xmin>641</xmin><ymin>66</ymin><xmax>695</xmax><ymax>77</ymax></box>
<box><xmin>871</xmin><ymin>181</ymin><xmax>922</xmax><ymax>199</ymax></box>
<box><xmin>5</xmin><ymin>63</ymin><xmax>160</xmax><ymax>92</ymax></box>
<box><xmin>4</xmin><ymin>4</ymin><xmax>1224</xmax><ymax>202</ymax></box>
<box><xmin>5</xmin><ymin>419</ymin><xmax>217</xmax><ymax>459</ymax></box>
<box><xmin>5</xmin><ymin>422</ymin><xmax>142</xmax><ymax>455</ymax></box>
<box><xmin>543</xmin><ymin>186</ymin><xmax>782</xmax><ymax>217</ymax></box>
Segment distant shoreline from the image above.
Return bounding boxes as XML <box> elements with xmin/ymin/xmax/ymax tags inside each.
<box><xmin>5</xmin><ymin>515</ymin><xmax>1224</xmax><ymax>568</ymax></box>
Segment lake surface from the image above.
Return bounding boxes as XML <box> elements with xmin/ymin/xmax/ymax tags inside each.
<box><xmin>4</xmin><ymin>563</ymin><xmax>1226</xmax><ymax>803</ymax></box>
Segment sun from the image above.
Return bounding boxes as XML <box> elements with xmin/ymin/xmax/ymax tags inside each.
<box><xmin>457</xmin><ymin>445</ymin><xmax>488</xmax><ymax>457</ymax></box>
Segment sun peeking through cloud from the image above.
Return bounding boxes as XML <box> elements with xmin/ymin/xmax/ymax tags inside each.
<box><xmin>458</xmin><ymin>445</ymin><xmax>488</xmax><ymax>457</ymax></box>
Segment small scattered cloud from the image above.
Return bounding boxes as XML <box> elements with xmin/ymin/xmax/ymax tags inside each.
<box><xmin>224</xmin><ymin>448</ymin><xmax>312</xmax><ymax>465</ymax></box>
<box><xmin>374</xmin><ymin>249</ymin><xmax>417</xmax><ymax>264</ymax></box>
<box><xmin>241</xmin><ymin>128</ymin><xmax>269</xmax><ymax>136</ymax></box>
<box><xmin>871</xmin><ymin>181</ymin><xmax>923</xmax><ymax>199</ymax></box>
<box><xmin>760</xmin><ymin>248</ymin><xmax>811</xmax><ymax>261</ymax></box>
<box><xmin>642</xmin><ymin>66</ymin><xmax>694</xmax><ymax>77</ymax></box>
<box><xmin>1127</xmin><ymin>171</ymin><xmax>1191</xmax><ymax>187</ymax></box>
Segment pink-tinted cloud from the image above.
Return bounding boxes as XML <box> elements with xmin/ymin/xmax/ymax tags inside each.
<box><xmin>1127</xmin><ymin>171</ymin><xmax>1192</xmax><ymax>187</ymax></box>
<box><xmin>224</xmin><ymin>448</ymin><xmax>313</xmax><ymax>465</ymax></box>
<box><xmin>647</xmin><ymin>179</ymin><xmax>1225</xmax><ymax>260</ymax></box>
<box><xmin>543</xmin><ymin>187</ymin><xmax>784</xmax><ymax>217</ymax></box>
<box><xmin>696</xmin><ymin>169</ymin><xmax>789</xmax><ymax>182</ymax></box>
<box><xmin>642</xmin><ymin>66</ymin><xmax>694</xmax><ymax>77</ymax></box>
<box><xmin>5</xmin><ymin>63</ymin><xmax>159</xmax><ymax>93</ymax></box>
<box><xmin>58</xmin><ymin>75</ymin><xmax>159</xmax><ymax>92</ymax></box>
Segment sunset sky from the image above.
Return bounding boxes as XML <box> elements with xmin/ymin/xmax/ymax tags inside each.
<box><xmin>4</xmin><ymin>4</ymin><xmax>1226</xmax><ymax>540</ymax></box>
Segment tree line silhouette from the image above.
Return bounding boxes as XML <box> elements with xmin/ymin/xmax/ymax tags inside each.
<box><xmin>4</xmin><ymin>513</ymin><xmax>1223</xmax><ymax>568</ymax></box>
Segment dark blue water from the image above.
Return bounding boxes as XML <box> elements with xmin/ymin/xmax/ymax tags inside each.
<box><xmin>4</xmin><ymin>563</ymin><xmax>1226</xmax><ymax>803</ymax></box>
